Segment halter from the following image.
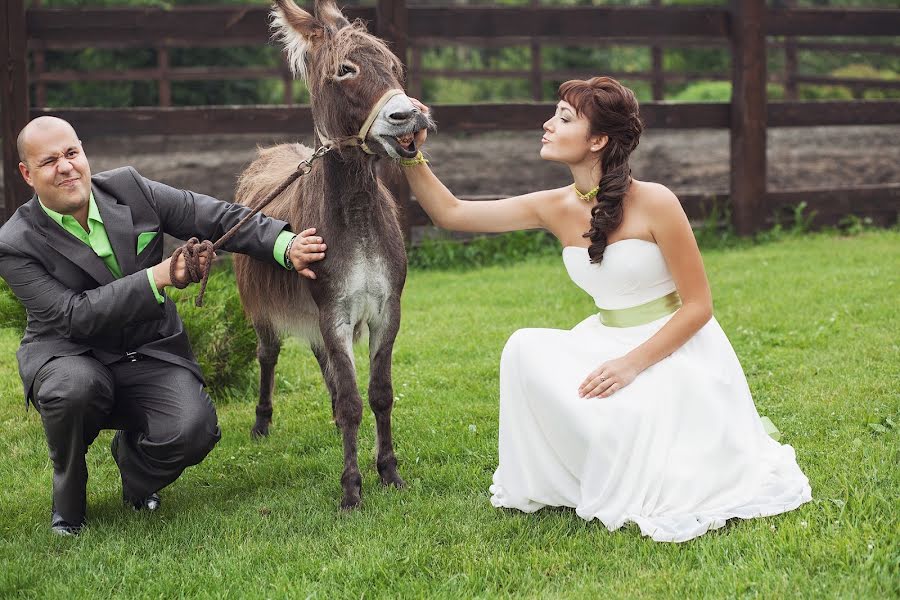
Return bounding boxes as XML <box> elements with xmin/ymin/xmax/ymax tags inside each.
<box><xmin>315</xmin><ymin>88</ymin><xmax>406</xmax><ymax>154</ymax></box>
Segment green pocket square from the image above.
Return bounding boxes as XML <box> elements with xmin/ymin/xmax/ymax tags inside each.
<box><xmin>137</xmin><ymin>231</ymin><xmax>158</xmax><ymax>254</ymax></box>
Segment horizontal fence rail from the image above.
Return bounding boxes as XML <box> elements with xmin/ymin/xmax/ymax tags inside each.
<box><xmin>32</xmin><ymin>100</ymin><xmax>900</xmax><ymax>137</ymax></box>
<box><xmin>3</xmin><ymin>2</ymin><xmax>899</xmax><ymax>235</ymax></box>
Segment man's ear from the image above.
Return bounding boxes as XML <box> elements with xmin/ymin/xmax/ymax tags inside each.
<box><xmin>18</xmin><ymin>162</ymin><xmax>34</xmax><ymax>188</ymax></box>
<box><xmin>590</xmin><ymin>135</ymin><xmax>608</xmax><ymax>153</ymax></box>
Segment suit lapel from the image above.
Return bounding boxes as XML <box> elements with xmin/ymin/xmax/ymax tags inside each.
<box><xmin>93</xmin><ymin>185</ymin><xmax>137</xmax><ymax>276</ymax></box>
<box><xmin>32</xmin><ymin>196</ymin><xmax>116</xmax><ymax>286</ymax></box>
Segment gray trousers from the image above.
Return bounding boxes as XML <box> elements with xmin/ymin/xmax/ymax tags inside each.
<box><xmin>32</xmin><ymin>354</ymin><xmax>221</xmax><ymax>526</ymax></box>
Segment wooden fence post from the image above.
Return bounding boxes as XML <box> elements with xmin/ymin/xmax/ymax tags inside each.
<box><xmin>158</xmin><ymin>47</ymin><xmax>172</xmax><ymax>107</ymax></box>
<box><xmin>529</xmin><ymin>0</ymin><xmax>542</xmax><ymax>101</ymax></box>
<box><xmin>32</xmin><ymin>0</ymin><xmax>47</xmax><ymax>108</ymax></box>
<box><xmin>783</xmin><ymin>0</ymin><xmax>798</xmax><ymax>101</ymax></box>
<box><xmin>409</xmin><ymin>45</ymin><xmax>423</xmax><ymax>100</ymax></box>
<box><xmin>2</xmin><ymin>0</ymin><xmax>31</xmax><ymax>221</ymax></box>
<box><xmin>650</xmin><ymin>0</ymin><xmax>664</xmax><ymax>101</ymax></box>
<box><xmin>730</xmin><ymin>0</ymin><xmax>767</xmax><ymax>236</ymax></box>
<box><xmin>377</xmin><ymin>0</ymin><xmax>413</xmax><ymax>243</ymax></box>
<box><xmin>377</xmin><ymin>0</ymin><xmax>408</xmax><ymax>67</ymax></box>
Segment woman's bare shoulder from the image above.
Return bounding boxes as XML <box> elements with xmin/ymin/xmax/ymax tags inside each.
<box><xmin>529</xmin><ymin>185</ymin><xmax>571</xmax><ymax>202</ymax></box>
<box><xmin>523</xmin><ymin>184</ymin><xmax>572</xmax><ymax>215</ymax></box>
<box><xmin>629</xmin><ymin>179</ymin><xmax>684</xmax><ymax>216</ymax></box>
<box><xmin>630</xmin><ymin>179</ymin><xmax>679</xmax><ymax>203</ymax></box>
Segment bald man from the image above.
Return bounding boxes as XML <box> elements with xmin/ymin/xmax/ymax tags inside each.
<box><xmin>0</xmin><ymin>117</ymin><xmax>326</xmax><ymax>535</ymax></box>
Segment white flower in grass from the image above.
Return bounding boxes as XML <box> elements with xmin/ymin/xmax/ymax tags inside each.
<box><xmin>800</xmin><ymin>520</ymin><xmax>808</xmax><ymax>528</ymax></box>
<box><xmin>468</xmin><ymin>424</ymin><xmax>477</xmax><ymax>434</ymax></box>
<box><xmin>770</xmin><ymin>524</ymin><xmax>777</xmax><ymax>532</ymax></box>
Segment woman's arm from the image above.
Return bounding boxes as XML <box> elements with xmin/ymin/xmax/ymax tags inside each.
<box><xmin>403</xmin><ymin>101</ymin><xmax>560</xmax><ymax>233</ymax></box>
<box><xmin>579</xmin><ymin>185</ymin><xmax>713</xmax><ymax>398</ymax></box>
<box><xmin>402</xmin><ymin>159</ymin><xmax>559</xmax><ymax>233</ymax></box>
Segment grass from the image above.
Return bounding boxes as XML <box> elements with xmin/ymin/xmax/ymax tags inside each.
<box><xmin>0</xmin><ymin>231</ymin><xmax>897</xmax><ymax>598</ymax></box>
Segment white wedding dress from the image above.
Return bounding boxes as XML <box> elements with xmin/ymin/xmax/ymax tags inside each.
<box><xmin>489</xmin><ymin>239</ymin><xmax>812</xmax><ymax>542</ymax></box>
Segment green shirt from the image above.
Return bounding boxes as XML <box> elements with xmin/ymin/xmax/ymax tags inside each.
<box><xmin>40</xmin><ymin>193</ymin><xmax>297</xmax><ymax>304</ymax></box>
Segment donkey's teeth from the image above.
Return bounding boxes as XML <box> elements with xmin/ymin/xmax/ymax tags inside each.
<box><xmin>395</xmin><ymin>134</ymin><xmax>414</xmax><ymax>146</ymax></box>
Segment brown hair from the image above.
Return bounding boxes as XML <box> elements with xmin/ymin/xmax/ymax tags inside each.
<box><xmin>559</xmin><ymin>76</ymin><xmax>643</xmax><ymax>264</ymax></box>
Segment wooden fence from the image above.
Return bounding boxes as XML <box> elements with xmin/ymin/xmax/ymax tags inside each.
<box><xmin>2</xmin><ymin>1</ymin><xmax>899</xmax><ymax>236</ymax></box>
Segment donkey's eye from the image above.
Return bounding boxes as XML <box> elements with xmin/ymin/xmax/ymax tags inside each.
<box><xmin>336</xmin><ymin>63</ymin><xmax>358</xmax><ymax>80</ymax></box>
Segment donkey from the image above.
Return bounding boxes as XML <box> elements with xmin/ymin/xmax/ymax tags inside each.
<box><xmin>233</xmin><ymin>0</ymin><xmax>432</xmax><ymax>509</ymax></box>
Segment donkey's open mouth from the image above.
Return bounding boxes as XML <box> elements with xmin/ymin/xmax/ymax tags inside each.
<box><xmin>380</xmin><ymin>131</ymin><xmax>420</xmax><ymax>158</ymax></box>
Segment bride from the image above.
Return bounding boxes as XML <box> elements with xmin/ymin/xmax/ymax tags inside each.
<box><xmin>399</xmin><ymin>76</ymin><xmax>811</xmax><ymax>542</ymax></box>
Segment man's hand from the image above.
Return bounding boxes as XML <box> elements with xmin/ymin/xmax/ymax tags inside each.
<box><xmin>288</xmin><ymin>227</ymin><xmax>326</xmax><ymax>279</ymax></box>
<box><xmin>152</xmin><ymin>248</ymin><xmax>216</xmax><ymax>292</ymax></box>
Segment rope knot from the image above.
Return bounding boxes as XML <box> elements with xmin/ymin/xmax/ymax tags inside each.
<box><xmin>169</xmin><ymin>237</ymin><xmax>216</xmax><ymax>307</ymax></box>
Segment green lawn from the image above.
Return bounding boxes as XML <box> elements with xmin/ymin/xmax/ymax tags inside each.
<box><xmin>0</xmin><ymin>231</ymin><xmax>897</xmax><ymax>598</ymax></box>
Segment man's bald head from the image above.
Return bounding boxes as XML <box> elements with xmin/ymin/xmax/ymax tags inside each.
<box><xmin>17</xmin><ymin>116</ymin><xmax>92</xmax><ymax>217</ymax></box>
<box><xmin>17</xmin><ymin>116</ymin><xmax>79</xmax><ymax>166</ymax></box>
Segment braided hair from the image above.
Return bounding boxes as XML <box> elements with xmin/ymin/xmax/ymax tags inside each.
<box><xmin>559</xmin><ymin>77</ymin><xmax>644</xmax><ymax>264</ymax></box>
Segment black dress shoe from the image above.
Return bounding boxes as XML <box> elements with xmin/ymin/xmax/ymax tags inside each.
<box><xmin>112</xmin><ymin>433</ymin><xmax>161</xmax><ymax>512</ymax></box>
<box><xmin>51</xmin><ymin>512</ymin><xmax>83</xmax><ymax>536</ymax></box>
<box><xmin>125</xmin><ymin>491</ymin><xmax>161</xmax><ymax>512</ymax></box>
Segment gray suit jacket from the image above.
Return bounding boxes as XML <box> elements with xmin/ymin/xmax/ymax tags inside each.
<box><xmin>0</xmin><ymin>166</ymin><xmax>289</xmax><ymax>402</ymax></box>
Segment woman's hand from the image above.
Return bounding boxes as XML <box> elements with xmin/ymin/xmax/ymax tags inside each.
<box><xmin>578</xmin><ymin>356</ymin><xmax>641</xmax><ymax>398</ymax></box>
<box><xmin>409</xmin><ymin>97</ymin><xmax>430</xmax><ymax>149</ymax></box>
<box><xmin>288</xmin><ymin>227</ymin><xmax>326</xmax><ymax>280</ymax></box>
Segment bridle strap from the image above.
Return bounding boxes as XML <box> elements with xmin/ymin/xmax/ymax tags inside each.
<box><xmin>316</xmin><ymin>88</ymin><xmax>406</xmax><ymax>154</ymax></box>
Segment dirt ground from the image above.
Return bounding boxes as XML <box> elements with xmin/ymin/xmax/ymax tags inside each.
<box><xmin>3</xmin><ymin>123</ymin><xmax>898</xmax><ymax>212</ymax></box>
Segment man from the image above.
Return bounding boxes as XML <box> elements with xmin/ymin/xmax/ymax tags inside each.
<box><xmin>0</xmin><ymin>116</ymin><xmax>327</xmax><ymax>535</ymax></box>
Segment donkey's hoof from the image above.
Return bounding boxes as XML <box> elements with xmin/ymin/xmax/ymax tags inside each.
<box><xmin>380</xmin><ymin>472</ymin><xmax>406</xmax><ymax>489</ymax></box>
<box><xmin>250</xmin><ymin>423</ymin><xmax>270</xmax><ymax>439</ymax></box>
<box><xmin>340</xmin><ymin>494</ymin><xmax>362</xmax><ymax>511</ymax></box>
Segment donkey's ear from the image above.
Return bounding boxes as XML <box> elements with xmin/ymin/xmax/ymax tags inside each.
<box><xmin>315</xmin><ymin>0</ymin><xmax>351</xmax><ymax>30</ymax></box>
<box><xmin>271</xmin><ymin>0</ymin><xmax>324</xmax><ymax>78</ymax></box>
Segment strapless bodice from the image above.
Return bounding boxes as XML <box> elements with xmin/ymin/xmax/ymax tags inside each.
<box><xmin>562</xmin><ymin>239</ymin><xmax>676</xmax><ymax>310</ymax></box>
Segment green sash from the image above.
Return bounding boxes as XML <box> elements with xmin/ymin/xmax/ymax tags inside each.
<box><xmin>597</xmin><ymin>290</ymin><xmax>682</xmax><ymax>328</ymax></box>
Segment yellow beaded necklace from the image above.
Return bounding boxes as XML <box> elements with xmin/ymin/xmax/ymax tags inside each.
<box><xmin>572</xmin><ymin>183</ymin><xmax>600</xmax><ymax>202</ymax></box>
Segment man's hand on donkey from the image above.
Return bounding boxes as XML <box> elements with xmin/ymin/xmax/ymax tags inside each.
<box><xmin>287</xmin><ymin>227</ymin><xmax>327</xmax><ymax>279</ymax></box>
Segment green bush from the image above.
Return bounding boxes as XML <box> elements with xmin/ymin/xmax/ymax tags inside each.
<box><xmin>830</xmin><ymin>63</ymin><xmax>897</xmax><ymax>81</ymax></box>
<box><xmin>799</xmin><ymin>83</ymin><xmax>854</xmax><ymax>101</ymax></box>
<box><xmin>669</xmin><ymin>81</ymin><xmax>786</xmax><ymax>103</ymax></box>
<box><xmin>0</xmin><ymin>262</ymin><xmax>256</xmax><ymax>399</ymax></box>
<box><xmin>0</xmin><ymin>279</ymin><xmax>26</xmax><ymax>332</ymax></box>
<box><xmin>831</xmin><ymin>63</ymin><xmax>900</xmax><ymax>100</ymax></box>
<box><xmin>408</xmin><ymin>230</ymin><xmax>560</xmax><ymax>271</ymax></box>
<box><xmin>168</xmin><ymin>260</ymin><xmax>257</xmax><ymax>399</ymax></box>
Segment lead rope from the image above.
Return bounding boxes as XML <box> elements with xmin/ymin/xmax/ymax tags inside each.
<box><xmin>168</xmin><ymin>144</ymin><xmax>332</xmax><ymax>307</ymax></box>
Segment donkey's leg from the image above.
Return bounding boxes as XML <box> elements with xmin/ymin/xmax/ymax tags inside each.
<box><xmin>251</xmin><ymin>322</ymin><xmax>281</xmax><ymax>439</ymax></box>
<box><xmin>318</xmin><ymin>314</ymin><xmax>364</xmax><ymax>509</ymax></box>
<box><xmin>368</xmin><ymin>298</ymin><xmax>405</xmax><ymax>488</ymax></box>
<box><xmin>310</xmin><ymin>344</ymin><xmax>338</xmax><ymax>426</ymax></box>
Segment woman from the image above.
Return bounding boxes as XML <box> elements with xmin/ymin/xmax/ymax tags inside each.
<box><xmin>400</xmin><ymin>77</ymin><xmax>811</xmax><ymax>543</ymax></box>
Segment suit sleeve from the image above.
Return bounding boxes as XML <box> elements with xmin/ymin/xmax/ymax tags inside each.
<box><xmin>0</xmin><ymin>241</ymin><xmax>165</xmax><ymax>341</ymax></box>
<box><xmin>133</xmin><ymin>170</ymin><xmax>290</xmax><ymax>264</ymax></box>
